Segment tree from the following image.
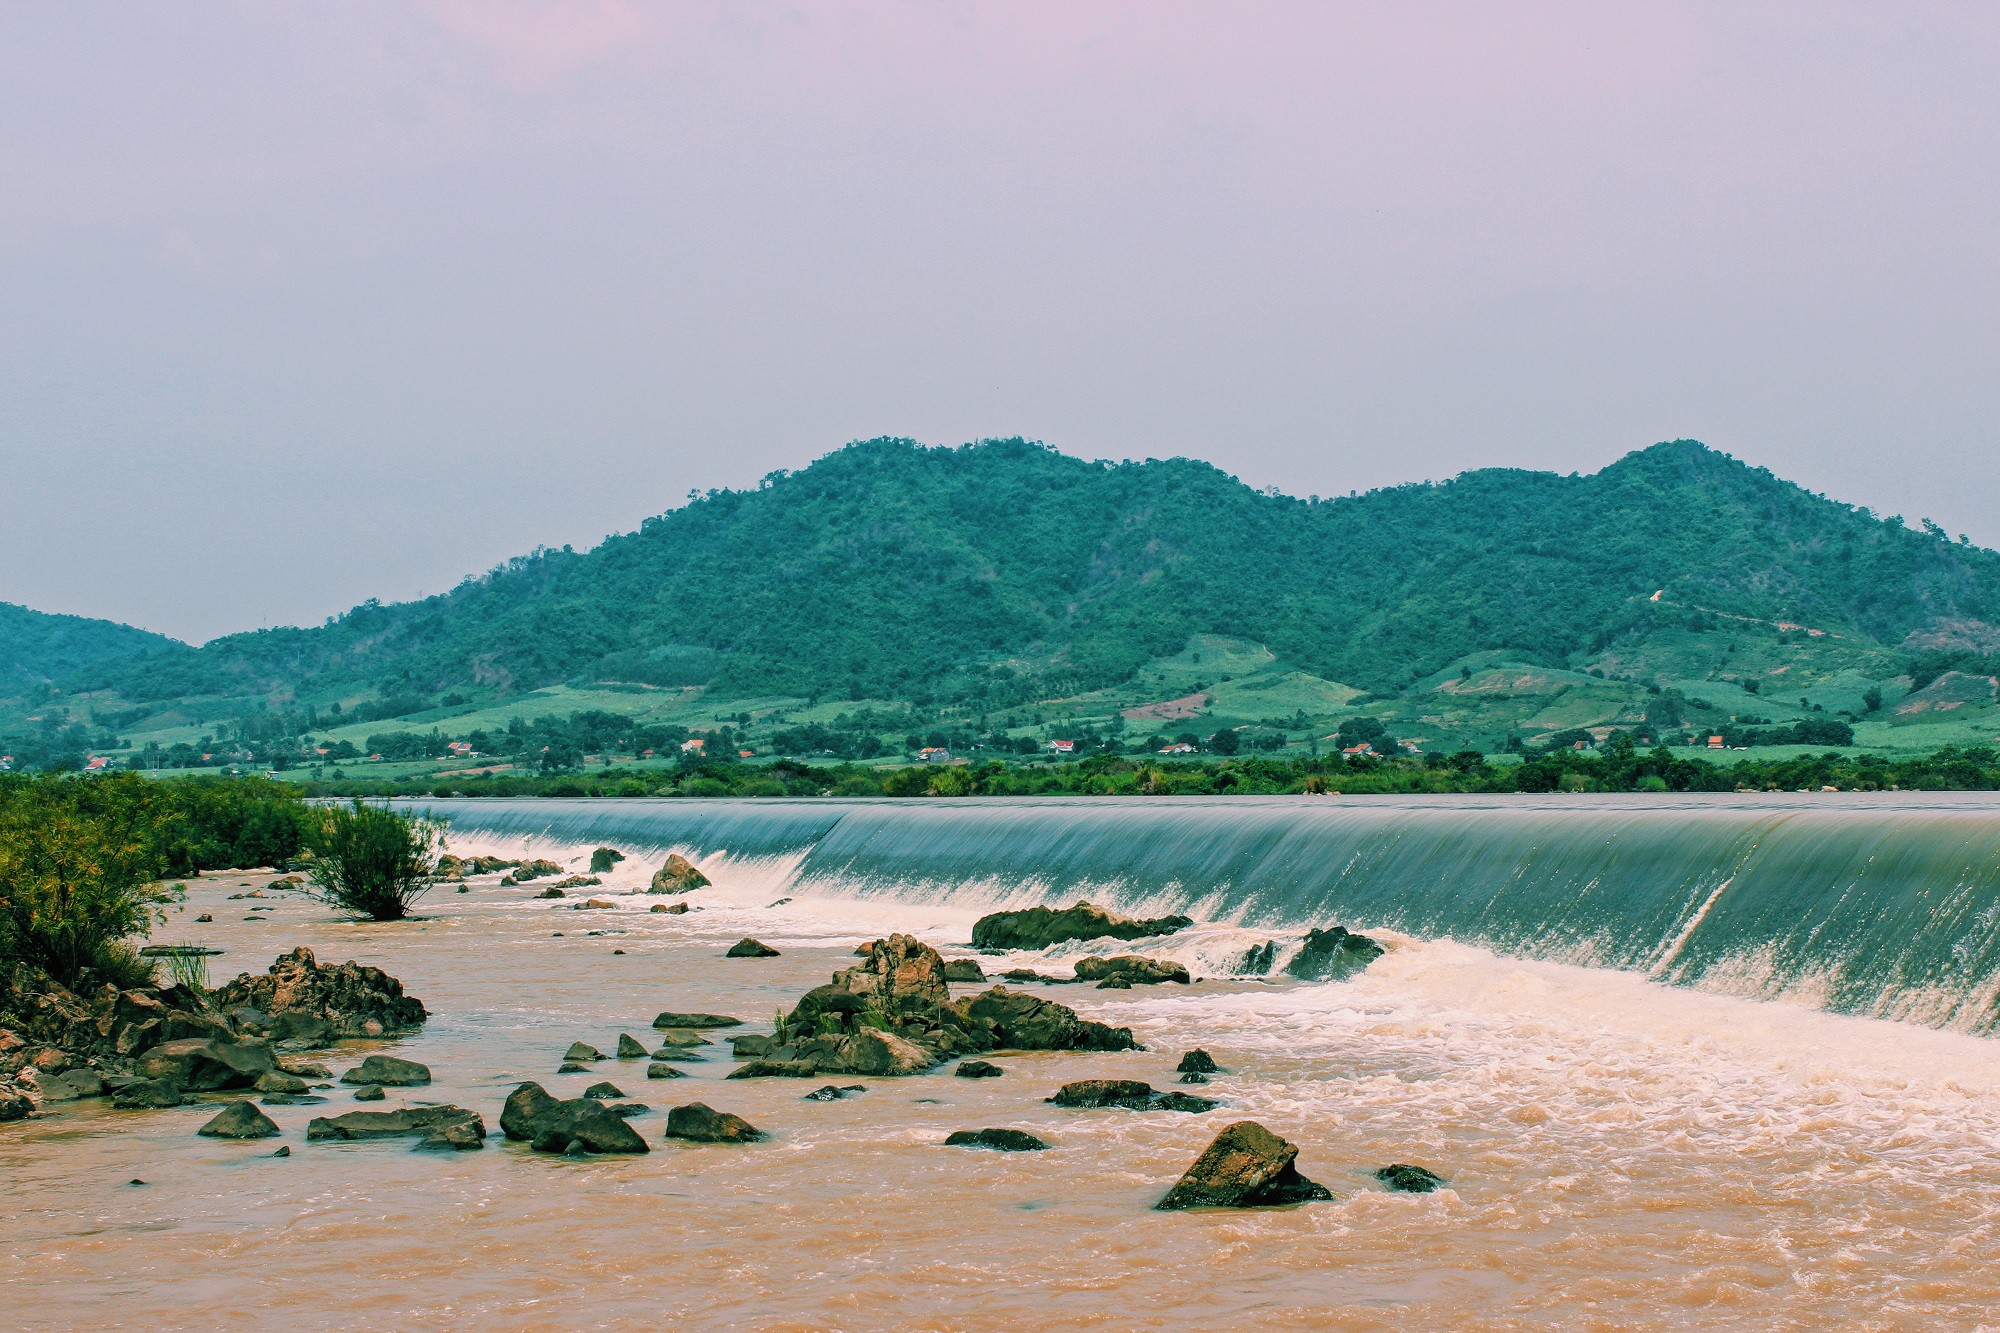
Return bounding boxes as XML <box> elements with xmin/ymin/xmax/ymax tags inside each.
<box><xmin>300</xmin><ymin>800</ymin><xmax>441</xmax><ymax>921</ymax></box>
<box><xmin>1207</xmin><ymin>729</ymin><xmax>1241</xmax><ymax>755</ymax></box>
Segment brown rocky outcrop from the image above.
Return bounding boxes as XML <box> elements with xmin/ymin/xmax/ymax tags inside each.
<box><xmin>210</xmin><ymin>948</ymin><xmax>428</xmax><ymax>1040</ymax></box>
<box><xmin>1155</xmin><ymin>1121</ymin><xmax>1331</xmax><ymax>1210</ymax></box>
<box><xmin>499</xmin><ymin>1081</ymin><xmax>648</xmax><ymax>1154</ymax></box>
<box><xmin>138</xmin><ymin>1037</ymin><xmax>277</xmax><ymax>1091</ymax></box>
<box><xmin>339</xmin><ymin>1054</ymin><xmax>431</xmax><ymax>1087</ymax></box>
<box><xmin>649</xmin><ymin>854</ymin><xmax>710</xmax><ymax>894</ymax></box>
<box><xmin>1073</xmin><ymin>955</ymin><xmax>1191</xmax><ymax>986</ymax></box>
<box><xmin>970</xmin><ymin>901</ymin><xmax>1194</xmax><ymax>951</ymax></box>
<box><xmin>661</xmin><ymin>1102</ymin><xmax>764</xmax><ymax>1143</ymax></box>
<box><xmin>950</xmin><ymin>987</ymin><xmax>1141</xmax><ymax>1053</ymax></box>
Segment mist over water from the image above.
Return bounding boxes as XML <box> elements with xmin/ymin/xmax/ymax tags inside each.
<box><xmin>412</xmin><ymin>793</ymin><xmax>2000</xmax><ymax>1033</ymax></box>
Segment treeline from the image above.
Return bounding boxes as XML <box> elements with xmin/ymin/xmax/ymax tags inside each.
<box><xmin>296</xmin><ymin>743</ymin><xmax>2000</xmax><ymax>800</ymax></box>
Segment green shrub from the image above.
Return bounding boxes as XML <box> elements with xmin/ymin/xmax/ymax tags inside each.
<box><xmin>300</xmin><ymin>800</ymin><xmax>442</xmax><ymax>921</ymax></box>
<box><xmin>0</xmin><ymin>783</ymin><xmax>179</xmax><ymax>987</ymax></box>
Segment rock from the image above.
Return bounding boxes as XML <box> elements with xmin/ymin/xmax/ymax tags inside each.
<box><xmin>564</xmin><ymin>1042</ymin><xmax>603</xmax><ymax>1062</ymax></box>
<box><xmin>728</xmin><ymin>1034</ymin><xmax>776</xmax><ymax>1059</ymax></box>
<box><xmin>138</xmin><ymin>1037</ymin><xmax>277</xmax><ymax>1091</ymax></box>
<box><xmin>209</xmin><ymin>947</ymin><xmax>428</xmax><ymax>1039</ymax></box>
<box><xmin>650</xmin><ymin>902</ymin><xmax>690</xmax><ymax>914</ymax></box>
<box><xmin>725</xmin><ymin>938</ymin><xmax>780</xmax><ymax>958</ymax></box>
<box><xmin>536</xmin><ymin>888</ymin><xmax>566</xmax><ymax>899</ymax></box>
<box><xmin>942</xmin><ymin>958</ymin><xmax>987</xmax><ymax>983</ymax></box>
<box><xmin>259</xmin><ymin>1093</ymin><xmax>329</xmax><ymax>1106</ymax></box>
<box><xmin>110</xmin><ymin>1078</ymin><xmax>182</xmax><ymax>1109</ymax></box>
<box><xmin>456</xmin><ymin>886</ymin><xmax>470</xmax><ymax>893</ymax></box>
<box><xmin>606</xmin><ymin>1103</ymin><xmax>648</xmax><ymax>1117</ymax></box>
<box><xmin>645</xmin><ymin>1063</ymin><xmax>688</xmax><ymax>1079</ymax></box>
<box><xmin>551</xmin><ymin>876</ymin><xmax>603</xmax><ymax>890</ymax></box>
<box><xmin>950</xmin><ymin>987</ymin><xmax>1142</xmax><ymax>1053</ymax></box>
<box><xmin>826</xmin><ymin>934</ymin><xmax>951</xmax><ymax>1017</ymax></box>
<box><xmin>353</xmin><ymin>1084</ymin><xmax>386</xmax><ymax>1101</ymax></box>
<box><xmin>582</xmin><ymin>1082</ymin><xmax>624</xmax><ymax>1099</ymax></box>
<box><xmin>1048</xmin><ymin>1080</ymin><xmax>1217</xmax><ymax>1112</ymax></box>
<box><xmin>970</xmin><ymin>900</ymin><xmax>1194</xmax><ymax>951</ymax></box>
<box><xmin>648</xmin><ymin>854</ymin><xmax>710</xmax><ymax>894</ymax></box>
<box><xmin>1376</xmin><ymin>1164</ymin><xmax>1446</xmax><ymax>1194</ymax></box>
<box><xmin>801</xmin><ymin>1085</ymin><xmax>866</xmax><ymax>1101</ymax></box>
<box><xmin>557</xmin><ymin>1062</ymin><xmax>587</xmax><ymax>1073</ymax></box>
<box><xmin>1073</xmin><ymin>955</ymin><xmax>1191</xmax><ymax>986</ymax></box>
<box><xmin>1285</xmin><ymin>926</ymin><xmax>1385</xmax><ymax>982</ymax></box>
<box><xmin>652</xmin><ymin>1030</ymin><xmax>712</xmax><ymax>1048</ymax></box>
<box><xmin>795</xmin><ymin>1028</ymin><xmax>936</xmax><ymax>1077</ymax></box>
<box><xmin>1047</xmin><ymin>1079</ymin><xmax>1157</xmax><ymax>1110</ymax></box>
<box><xmin>589</xmin><ymin>847</ymin><xmax>625</xmax><ymax>874</ymax></box>
<box><xmin>308</xmin><ymin>1105</ymin><xmax>485</xmax><ymax>1142</ymax></box>
<box><xmin>194</xmin><ymin>913</ymin><xmax>213</xmax><ymax>923</ymax></box>
<box><xmin>652</xmin><ymin>1011</ymin><xmax>742</xmax><ymax>1029</ymax></box>
<box><xmin>499</xmin><ymin>1081</ymin><xmax>649</xmax><ymax>1154</ymax></box>
<box><xmin>578</xmin><ymin>898</ymin><xmax>616</xmax><ymax>911</ymax></box>
<box><xmin>615</xmin><ymin>1033</ymin><xmax>648</xmax><ymax>1058</ymax></box>
<box><xmin>944</xmin><ymin>1128</ymin><xmax>1048</xmax><ymax>1152</ymax></box>
<box><xmin>339</xmin><ymin>1054</ymin><xmax>431</xmax><ymax>1087</ymax></box>
<box><xmin>1155</xmin><ymin>1121</ymin><xmax>1332</xmax><ymax>1210</ymax></box>
<box><xmin>412</xmin><ymin>1121</ymin><xmax>486</xmax><ymax>1151</ymax></box>
<box><xmin>254</xmin><ymin>1070</ymin><xmax>309</xmax><ymax>1094</ymax></box>
<box><xmin>198</xmin><ymin>1100</ymin><xmax>282</xmax><ymax>1139</ymax></box>
<box><xmin>278</xmin><ymin>1059</ymin><xmax>333</xmax><ymax>1079</ymax></box>
<box><xmin>1176</xmin><ymin>1049</ymin><xmax>1221</xmax><ymax>1074</ymax></box>
<box><xmin>954</xmin><ymin>1060</ymin><xmax>1004</xmax><ymax>1079</ymax></box>
<box><xmin>0</xmin><ymin>1077</ymin><xmax>38</xmax><ymax>1121</ymax></box>
<box><xmin>510</xmin><ymin>859</ymin><xmax>566</xmax><ymax>883</ymax></box>
<box><xmin>1179</xmin><ymin>1072</ymin><xmax>1210</xmax><ymax>1085</ymax></box>
<box><xmin>40</xmin><ymin>1068</ymin><xmax>106</xmax><ymax>1100</ymax></box>
<box><xmin>661</xmin><ymin>1102</ymin><xmax>765</xmax><ymax>1143</ymax></box>
<box><xmin>728</xmin><ymin>1060</ymin><xmax>819</xmax><ymax>1079</ymax></box>
<box><xmin>1094</xmin><ymin>976</ymin><xmax>1132</xmax><ymax>989</ymax></box>
<box><xmin>271</xmin><ymin>1145</ymin><xmax>291</xmax><ymax>1157</ymax></box>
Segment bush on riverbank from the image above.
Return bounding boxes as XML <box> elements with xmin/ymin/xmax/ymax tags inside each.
<box><xmin>300</xmin><ymin>800</ymin><xmax>442</xmax><ymax>921</ymax></box>
<box><xmin>289</xmin><ymin>743</ymin><xmax>2000</xmax><ymax>800</ymax></box>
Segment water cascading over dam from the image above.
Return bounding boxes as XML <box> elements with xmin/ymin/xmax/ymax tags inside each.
<box><xmin>405</xmin><ymin>792</ymin><xmax>2000</xmax><ymax>1033</ymax></box>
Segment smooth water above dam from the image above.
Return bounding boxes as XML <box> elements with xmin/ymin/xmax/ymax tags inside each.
<box><xmin>408</xmin><ymin>792</ymin><xmax>2000</xmax><ymax>1033</ymax></box>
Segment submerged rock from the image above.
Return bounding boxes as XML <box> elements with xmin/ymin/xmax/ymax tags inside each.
<box><xmin>801</xmin><ymin>1085</ymin><xmax>866</xmax><ymax>1101</ymax></box>
<box><xmin>1176</xmin><ymin>1049</ymin><xmax>1221</xmax><ymax>1075</ymax></box>
<box><xmin>1073</xmin><ymin>955</ymin><xmax>1191</xmax><ymax>986</ymax></box>
<box><xmin>1376</xmin><ymin>1163</ymin><xmax>1445</xmax><ymax>1194</ymax></box>
<box><xmin>660</xmin><ymin>1102</ymin><xmax>765</xmax><ymax>1143</ymax></box>
<box><xmin>198</xmin><ymin>1100</ymin><xmax>281</xmax><ymax>1139</ymax></box>
<box><xmin>645</xmin><ymin>1063</ymin><xmax>688</xmax><ymax>1079</ymax></box>
<box><xmin>582</xmin><ymin>1082</ymin><xmax>625</xmax><ymax>1100</ymax></box>
<box><xmin>970</xmin><ymin>901</ymin><xmax>1194</xmax><ymax>951</ymax></box>
<box><xmin>209</xmin><ymin>947</ymin><xmax>428</xmax><ymax>1040</ymax></box>
<box><xmin>652</xmin><ymin>1030</ymin><xmax>712</xmax><ymax>1049</ymax></box>
<box><xmin>952</xmin><ymin>987</ymin><xmax>1141</xmax><ymax>1053</ymax></box>
<box><xmin>944</xmin><ymin>1128</ymin><xmax>1048</xmax><ymax>1152</ymax></box>
<box><xmin>339</xmin><ymin>1054</ymin><xmax>431</xmax><ymax>1087</ymax></box>
<box><xmin>615</xmin><ymin>1033</ymin><xmax>648</xmax><ymax>1059</ymax></box>
<box><xmin>651</xmin><ymin>1012</ymin><xmax>742</xmax><ymax>1029</ymax></box>
<box><xmin>564</xmin><ymin>1042</ymin><xmax>603</xmax><ymax>1062</ymax></box>
<box><xmin>1048</xmin><ymin>1080</ymin><xmax>1217</xmax><ymax>1113</ymax></box>
<box><xmin>648</xmin><ymin>854</ymin><xmax>710</xmax><ymax>894</ymax></box>
<box><xmin>352</xmin><ymin>1084</ymin><xmax>386</xmax><ymax>1101</ymax></box>
<box><xmin>728</xmin><ymin>1059</ymin><xmax>820</xmax><ymax>1079</ymax></box>
<box><xmin>307</xmin><ymin>1105</ymin><xmax>484</xmax><ymax>1142</ymax></box>
<box><xmin>499</xmin><ymin>1081</ymin><xmax>648</xmax><ymax>1154</ymax></box>
<box><xmin>650</xmin><ymin>902</ymin><xmax>690</xmax><ymax>915</ymax></box>
<box><xmin>954</xmin><ymin>1060</ymin><xmax>1004</xmax><ymax>1079</ymax></box>
<box><xmin>725</xmin><ymin>938</ymin><xmax>780</xmax><ymax>958</ymax></box>
<box><xmin>536</xmin><ymin>887</ymin><xmax>566</xmax><ymax>899</ymax></box>
<box><xmin>412</xmin><ymin>1120</ymin><xmax>486</xmax><ymax>1151</ymax></box>
<box><xmin>1179</xmin><ymin>1072</ymin><xmax>1211</xmax><ymax>1085</ymax></box>
<box><xmin>1284</xmin><ymin>926</ymin><xmax>1385</xmax><ymax>983</ymax></box>
<box><xmin>1155</xmin><ymin>1121</ymin><xmax>1332</xmax><ymax>1210</ymax></box>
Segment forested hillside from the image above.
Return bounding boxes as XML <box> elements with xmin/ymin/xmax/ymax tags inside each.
<box><xmin>47</xmin><ymin>437</ymin><xmax>2000</xmax><ymax>719</ymax></box>
<box><xmin>0</xmin><ymin>602</ymin><xmax>185</xmax><ymax>694</ymax></box>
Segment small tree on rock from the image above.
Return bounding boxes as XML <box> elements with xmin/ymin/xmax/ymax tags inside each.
<box><xmin>301</xmin><ymin>800</ymin><xmax>441</xmax><ymax>921</ymax></box>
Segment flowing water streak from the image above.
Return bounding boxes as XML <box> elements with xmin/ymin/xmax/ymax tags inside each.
<box><xmin>408</xmin><ymin>792</ymin><xmax>2000</xmax><ymax>1032</ymax></box>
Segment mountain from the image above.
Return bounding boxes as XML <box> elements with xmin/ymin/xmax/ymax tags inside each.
<box><xmin>44</xmin><ymin>438</ymin><xmax>2000</xmax><ymax>728</ymax></box>
<box><xmin>0</xmin><ymin>602</ymin><xmax>186</xmax><ymax>694</ymax></box>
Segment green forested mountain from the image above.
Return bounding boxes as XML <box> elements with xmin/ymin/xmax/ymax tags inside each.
<box><xmin>42</xmin><ymin>438</ymin><xmax>2000</xmax><ymax>722</ymax></box>
<box><xmin>0</xmin><ymin>602</ymin><xmax>185</xmax><ymax>694</ymax></box>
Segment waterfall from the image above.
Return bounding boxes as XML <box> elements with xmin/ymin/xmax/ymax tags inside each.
<box><xmin>404</xmin><ymin>793</ymin><xmax>2000</xmax><ymax>1033</ymax></box>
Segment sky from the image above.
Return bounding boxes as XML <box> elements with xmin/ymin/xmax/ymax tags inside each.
<box><xmin>3</xmin><ymin>2</ymin><xmax>1997</xmax><ymax>644</ymax></box>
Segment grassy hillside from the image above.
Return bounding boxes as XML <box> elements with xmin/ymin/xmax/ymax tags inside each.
<box><xmin>0</xmin><ymin>602</ymin><xmax>185</xmax><ymax>694</ymax></box>
<box><xmin>19</xmin><ymin>437</ymin><xmax>2000</xmax><ymax>775</ymax></box>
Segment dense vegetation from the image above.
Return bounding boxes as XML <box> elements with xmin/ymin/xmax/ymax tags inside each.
<box><xmin>0</xmin><ymin>773</ymin><xmax>310</xmax><ymax>987</ymax></box>
<box><xmin>0</xmin><ymin>602</ymin><xmax>184</xmax><ymax>695</ymax></box>
<box><xmin>297</xmin><ymin>742</ymin><xmax>2000</xmax><ymax>800</ymax></box>
<box><xmin>299</xmin><ymin>800</ymin><xmax>442</xmax><ymax>921</ymax></box>
<box><xmin>47</xmin><ymin>438</ymin><xmax>2000</xmax><ymax>719</ymax></box>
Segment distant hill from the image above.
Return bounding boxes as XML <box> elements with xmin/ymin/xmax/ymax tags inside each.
<box><xmin>43</xmin><ymin>438</ymin><xmax>2000</xmax><ymax>728</ymax></box>
<box><xmin>0</xmin><ymin>602</ymin><xmax>185</xmax><ymax>694</ymax></box>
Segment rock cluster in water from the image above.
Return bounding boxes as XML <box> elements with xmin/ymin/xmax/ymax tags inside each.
<box><xmin>968</xmin><ymin>901</ymin><xmax>1195</xmax><ymax>951</ymax></box>
<box><xmin>210</xmin><ymin>946</ymin><xmax>429</xmax><ymax>1041</ymax></box>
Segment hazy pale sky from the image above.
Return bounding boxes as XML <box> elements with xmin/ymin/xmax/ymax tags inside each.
<box><xmin>4</xmin><ymin>2</ymin><xmax>1997</xmax><ymax>643</ymax></box>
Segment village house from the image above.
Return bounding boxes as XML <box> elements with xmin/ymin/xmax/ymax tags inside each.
<box><xmin>1045</xmin><ymin>739</ymin><xmax>1077</xmax><ymax>755</ymax></box>
<box><xmin>918</xmin><ymin>746</ymin><xmax>953</xmax><ymax>763</ymax></box>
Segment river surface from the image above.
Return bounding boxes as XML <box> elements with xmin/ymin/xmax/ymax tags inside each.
<box><xmin>6</xmin><ymin>795</ymin><xmax>2000</xmax><ymax>1329</ymax></box>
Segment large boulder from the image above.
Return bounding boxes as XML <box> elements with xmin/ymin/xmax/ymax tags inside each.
<box><xmin>110</xmin><ymin>1078</ymin><xmax>182</xmax><ymax>1108</ymax></box>
<box><xmin>339</xmin><ymin>1054</ymin><xmax>431</xmax><ymax>1087</ymax></box>
<box><xmin>1073</xmin><ymin>955</ymin><xmax>1191</xmax><ymax>986</ymax></box>
<box><xmin>498</xmin><ymin>1081</ymin><xmax>648</xmax><ymax>1154</ymax></box>
<box><xmin>794</xmin><ymin>1028</ymin><xmax>936</xmax><ymax>1076</ymax></box>
<box><xmin>307</xmin><ymin>1105</ymin><xmax>484</xmax><ymax>1141</ymax></box>
<box><xmin>1155</xmin><ymin>1121</ymin><xmax>1332</xmax><ymax>1210</ymax></box>
<box><xmin>970</xmin><ymin>901</ymin><xmax>1193</xmax><ymax>951</ymax></box>
<box><xmin>198</xmin><ymin>1100</ymin><xmax>281</xmax><ymax>1139</ymax></box>
<box><xmin>648</xmin><ymin>854</ymin><xmax>711</xmax><ymax>894</ymax></box>
<box><xmin>942</xmin><ymin>958</ymin><xmax>986</xmax><ymax>983</ymax></box>
<box><xmin>1285</xmin><ymin>926</ymin><xmax>1385</xmax><ymax>982</ymax></box>
<box><xmin>831</xmin><ymin>935</ymin><xmax>952</xmax><ymax>1018</ymax></box>
<box><xmin>661</xmin><ymin>1102</ymin><xmax>765</xmax><ymax>1143</ymax></box>
<box><xmin>950</xmin><ymin>987</ymin><xmax>1141</xmax><ymax>1053</ymax></box>
<box><xmin>137</xmin><ymin>1037</ymin><xmax>276</xmax><ymax>1091</ymax></box>
<box><xmin>210</xmin><ymin>947</ymin><xmax>429</xmax><ymax>1040</ymax></box>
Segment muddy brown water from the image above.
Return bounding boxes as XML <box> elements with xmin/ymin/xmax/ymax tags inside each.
<box><xmin>5</xmin><ymin>865</ymin><xmax>2000</xmax><ymax>1330</ymax></box>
